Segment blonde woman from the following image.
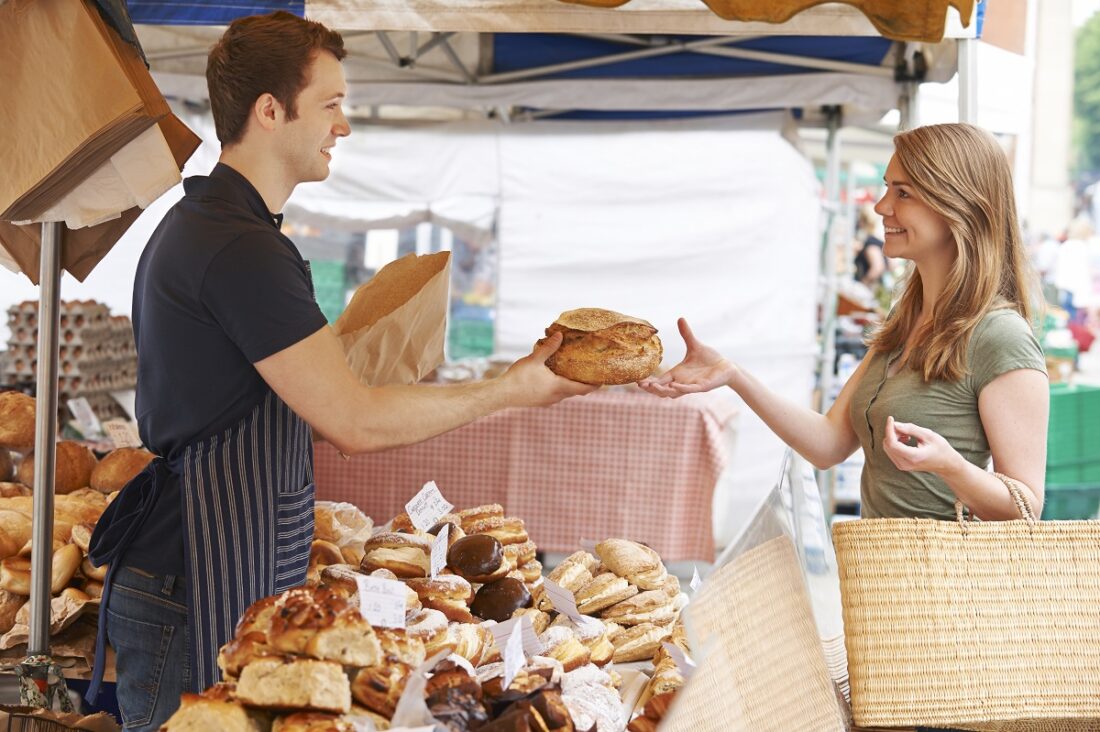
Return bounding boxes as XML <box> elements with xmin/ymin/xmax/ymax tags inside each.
<box><xmin>642</xmin><ymin>124</ymin><xmax>1049</xmax><ymax>520</ymax></box>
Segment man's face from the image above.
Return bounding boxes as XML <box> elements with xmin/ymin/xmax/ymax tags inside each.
<box><xmin>280</xmin><ymin>50</ymin><xmax>350</xmax><ymax>185</ymax></box>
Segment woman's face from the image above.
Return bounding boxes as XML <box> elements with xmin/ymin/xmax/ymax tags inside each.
<box><xmin>874</xmin><ymin>155</ymin><xmax>955</xmax><ymax>267</ymax></box>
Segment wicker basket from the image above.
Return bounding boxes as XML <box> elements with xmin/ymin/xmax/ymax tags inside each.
<box><xmin>834</xmin><ymin>476</ymin><xmax>1100</xmax><ymax>729</ymax></box>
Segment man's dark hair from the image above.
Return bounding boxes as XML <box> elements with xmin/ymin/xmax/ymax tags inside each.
<box><xmin>206</xmin><ymin>11</ymin><xmax>346</xmax><ymax>146</ymax></box>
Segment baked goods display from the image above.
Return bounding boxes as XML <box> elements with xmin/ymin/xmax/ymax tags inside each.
<box><xmin>89</xmin><ymin>446</ymin><xmax>155</xmax><ymax>492</ymax></box>
<box><xmin>0</xmin><ymin>391</ymin><xmax>35</xmax><ymax>452</ymax></box>
<box><xmin>0</xmin><ymin>489</ymin><xmax>111</xmax><ymax>649</ymax></box>
<box><xmin>163</xmin><ymin>495</ymin><xmax>695</xmax><ymax>731</ymax></box>
<box><xmin>538</xmin><ymin>308</ymin><xmax>663</xmax><ymax>386</ymax></box>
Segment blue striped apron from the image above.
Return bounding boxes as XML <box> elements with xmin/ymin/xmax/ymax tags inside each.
<box><xmin>86</xmin><ymin>389</ymin><xmax>315</xmax><ymax>699</ymax></box>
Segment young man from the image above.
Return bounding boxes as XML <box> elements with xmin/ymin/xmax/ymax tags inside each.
<box><xmin>86</xmin><ymin>12</ymin><xmax>593</xmax><ymax>729</ymax></box>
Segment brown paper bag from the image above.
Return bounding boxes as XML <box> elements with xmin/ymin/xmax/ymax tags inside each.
<box><xmin>0</xmin><ymin>113</ymin><xmax>201</xmax><ymax>284</ymax></box>
<box><xmin>333</xmin><ymin>252</ymin><xmax>451</xmax><ymax>386</ymax></box>
<box><xmin>0</xmin><ymin>0</ymin><xmax>163</xmax><ymax>221</ymax></box>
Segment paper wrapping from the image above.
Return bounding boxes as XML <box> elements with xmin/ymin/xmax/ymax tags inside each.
<box><xmin>0</xmin><ymin>707</ymin><xmax>119</xmax><ymax>732</ymax></box>
<box><xmin>333</xmin><ymin>252</ymin><xmax>451</xmax><ymax>386</ymax></box>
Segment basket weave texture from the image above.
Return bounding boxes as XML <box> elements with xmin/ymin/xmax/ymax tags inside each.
<box><xmin>834</xmin><ymin>496</ymin><xmax>1100</xmax><ymax>729</ymax></box>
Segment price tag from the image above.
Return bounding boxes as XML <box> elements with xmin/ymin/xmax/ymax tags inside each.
<box><xmin>405</xmin><ymin>481</ymin><xmax>454</xmax><ymax>533</ymax></box>
<box><xmin>102</xmin><ymin>418</ymin><xmax>142</xmax><ymax>449</ymax></box>
<box><xmin>502</xmin><ymin>614</ymin><xmax>528</xmax><ymax>690</ymax></box>
<box><xmin>580</xmin><ymin>537</ymin><xmax>597</xmax><ymax>553</ymax></box>
<box><xmin>67</xmin><ymin>398</ymin><xmax>101</xmax><ymax>437</ymax></box>
<box><xmin>543</xmin><ymin>579</ymin><xmax>604</xmax><ymax>633</ymax></box>
<box><xmin>430</xmin><ymin>524</ymin><xmax>449</xmax><ymax>578</ymax></box>
<box><xmin>690</xmin><ymin>565</ymin><xmax>703</xmax><ymax>593</ymax></box>
<box><xmin>486</xmin><ymin>615</ymin><xmax>545</xmax><ymax>657</ymax></box>
<box><xmin>662</xmin><ymin>642</ymin><xmax>697</xmax><ymax>679</ymax></box>
<box><xmin>354</xmin><ymin>575</ymin><xmax>407</xmax><ymax>628</ymax></box>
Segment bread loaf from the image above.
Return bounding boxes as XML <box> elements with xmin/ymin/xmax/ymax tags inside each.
<box><xmin>90</xmin><ymin>447</ymin><xmax>155</xmax><ymax>492</ymax></box>
<box><xmin>0</xmin><ymin>451</ymin><xmax>11</xmax><ymax>483</ymax></box>
<box><xmin>0</xmin><ymin>393</ymin><xmax>35</xmax><ymax>452</ymax></box>
<box><xmin>16</xmin><ymin>441</ymin><xmax>97</xmax><ymax>494</ymax></box>
<box><xmin>236</xmin><ymin>658</ymin><xmax>351</xmax><ymax>714</ymax></box>
<box><xmin>539</xmin><ymin>308</ymin><xmax>662</xmax><ymax>385</ymax></box>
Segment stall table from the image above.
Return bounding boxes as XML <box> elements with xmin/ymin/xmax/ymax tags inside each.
<box><xmin>314</xmin><ymin>389</ymin><xmax>737</xmax><ymax>562</ymax></box>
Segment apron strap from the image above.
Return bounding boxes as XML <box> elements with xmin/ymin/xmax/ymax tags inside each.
<box><xmin>84</xmin><ymin>458</ymin><xmax>172</xmax><ymax>703</ymax></box>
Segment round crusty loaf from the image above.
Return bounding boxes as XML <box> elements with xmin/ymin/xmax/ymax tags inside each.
<box><xmin>539</xmin><ymin>308</ymin><xmax>662</xmax><ymax>386</ymax></box>
<box><xmin>16</xmin><ymin>441</ymin><xmax>97</xmax><ymax>494</ymax></box>
<box><xmin>90</xmin><ymin>447</ymin><xmax>155</xmax><ymax>492</ymax></box>
<box><xmin>0</xmin><ymin>451</ymin><xmax>11</xmax><ymax>483</ymax></box>
<box><xmin>0</xmin><ymin>393</ymin><xmax>35</xmax><ymax>452</ymax></box>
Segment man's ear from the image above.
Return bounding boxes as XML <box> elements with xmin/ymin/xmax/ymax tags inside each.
<box><xmin>252</xmin><ymin>93</ymin><xmax>282</xmax><ymax>133</ymax></box>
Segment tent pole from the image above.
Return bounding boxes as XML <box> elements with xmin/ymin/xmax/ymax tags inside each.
<box><xmin>957</xmin><ymin>38</ymin><xmax>978</xmax><ymax>123</ymax></box>
<box><xmin>818</xmin><ymin>107</ymin><xmax>841</xmax><ymax>513</ymax></box>
<box><xmin>28</xmin><ymin>221</ymin><xmax>61</xmax><ymax>657</ymax></box>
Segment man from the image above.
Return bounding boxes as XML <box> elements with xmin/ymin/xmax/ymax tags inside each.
<box><xmin>86</xmin><ymin>12</ymin><xmax>593</xmax><ymax>730</ymax></box>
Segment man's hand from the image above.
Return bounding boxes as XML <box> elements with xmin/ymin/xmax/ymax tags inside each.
<box><xmin>639</xmin><ymin>318</ymin><xmax>737</xmax><ymax>398</ymax></box>
<box><xmin>502</xmin><ymin>332</ymin><xmax>599</xmax><ymax>407</ymax></box>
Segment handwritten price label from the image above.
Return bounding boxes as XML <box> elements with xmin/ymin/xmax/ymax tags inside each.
<box><xmin>103</xmin><ymin>418</ymin><xmax>142</xmax><ymax>449</ymax></box>
<box><xmin>354</xmin><ymin>575</ymin><xmax>406</xmax><ymax>628</ymax></box>
<box><xmin>405</xmin><ymin>481</ymin><xmax>454</xmax><ymax>533</ymax></box>
<box><xmin>430</xmin><ymin>524</ymin><xmax>449</xmax><ymax>578</ymax></box>
<box><xmin>543</xmin><ymin>579</ymin><xmax>604</xmax><ymax>634</ymax></box>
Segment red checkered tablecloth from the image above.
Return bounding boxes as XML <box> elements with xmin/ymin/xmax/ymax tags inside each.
<box><xmin>313</xmin><ymin>390</ymin><xmax>737</xmax><ymax>562</ymax></box>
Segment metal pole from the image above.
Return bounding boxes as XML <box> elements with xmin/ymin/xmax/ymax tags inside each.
<box><xmin>28</xmin><ymin>222</ymin><xmax>61</xmax><ymax>655</ymax></box>
<box><xmin>818</xmin><ymin>109</ymin><xmax>842</xmax><ymax>516</ymax></box>
<box><xmin>958</xmin><ymin>38</ymin><xmax>978</xmax><ymax>124</ymax></box>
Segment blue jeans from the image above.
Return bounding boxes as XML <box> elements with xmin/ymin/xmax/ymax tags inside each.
<box><xmin>106</xmin><ymin>567</ymin><xmax>189</xmax><ymax>731</ymax></box>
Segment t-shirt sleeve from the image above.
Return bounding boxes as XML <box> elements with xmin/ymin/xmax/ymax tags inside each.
<box><xmin>968</xmin><ymin>310</ymin><xmax>1047</xmax><ymax>396</ymax></box>
<box><xmin>200</xmin><ymin>232</ymin><xmax>329</xmax><ymax>363</ymax></box>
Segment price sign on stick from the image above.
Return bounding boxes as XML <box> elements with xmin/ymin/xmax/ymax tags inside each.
<box><xmin>103</xmin><ymin>418</ymin><xmax>142</xmax><ymax>449</ymax></box>
<box><xmin>67</xmin><ymin>398</ymin><xmax>101</xmax><ymax>437</ymax></box>
<box><xmin>430</xmin><ymin>524</ymin><xmax>449</xmax><ymax>578</ymax></box>
<box><xmin>690</xmin><ymin>565</ymin><xmax>703</xmax><ymax>593</ymax></box>
<box><xmin>662</xmin><ymin>642</ymin><xmax>697</xmax><ymax>679</ymax></box>
<box><xmin>355</xmin><ymin>575</ymin><xmax>406</xmax><ymax>628</ymax></box>
<box><xmin>405</xmin><ymin>480</ymin><xmax>454</xmax><ymax>532</ymax></box>
<box><xmin>502</xmin><ymin>615</ymin><xmax>528</xmax><ymax>690</ymax></box>
<box><xmin>487</xmin><ymin>615</ymin><xmax>545</xmax><ymax>657</ymax></box>
<box><xmin>543</xmin><ymin>579</ymin><xmax>604</xmax><ymax>633</ymax></box>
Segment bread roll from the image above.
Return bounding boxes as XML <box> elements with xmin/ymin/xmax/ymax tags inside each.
<box><xmin>17</xmin><ymin>441</ymin><xmax>98</xmax><ymax>494</ymax></box>
<box><xmin>266</xmin><ymin>586</ymin><xmax>382</xmax><ymax>667</ymax></box>
<box><xmin>0</xmin><ymin>451</ymin><xmax>11</xmax><ymax>483</ymax></box>
<box><xmin>0</xmin><ymin>482</ymin><xmax>30</xmax><ymax>498</ymax></box>
<box><xmin>90</xmin><ymin>447</ymin><xmax>155</xmax><ymax>492</ymax></box>
<box><xmin>163</xmin><ymin>694</ymin><xmax>267</xmax><ymax>732</ymax></box>
<box><xmin>272</xmin><ymin>712</ymin><xmax>357</xmax><ymax>732</ymax></box>
<box><xmin>539</xmin><ymin>308</ymin><xmax>662</xmax><ymax>385</ymax></box>
<box><xmin>0</xmin><ymin>393</ymin><xmax>35</xmax><ymax>452</ymax></box>
<box><xmin>595</xmin><ymin>538</ymin><xmax>668</xmax><ymax>590</ymax></box>
<box><xmin>236</xmin><ymin>658</ymin><xmax>351</xmax><ymax>714</ymax></box>
<box><xmin>0</xmin><ymin>589</ymin><xmax>23</xmax><ymax>635</ymax></box>
<box><xmin>0</xmin><ymin>543</ymin><xmax>80</xmax><ymax>595</ymax></box>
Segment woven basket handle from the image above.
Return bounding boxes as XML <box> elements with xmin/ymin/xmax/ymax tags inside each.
<box><xmin>954</xmin><ymin>472</ymin><xmax>1037</xmax><ymax>525</ymax></box>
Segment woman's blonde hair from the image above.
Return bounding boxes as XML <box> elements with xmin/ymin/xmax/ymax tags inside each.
<box><xmin>867</xmin><ymin>123</ymin><xmax>1035</xmax><ymax>382</ymax></box>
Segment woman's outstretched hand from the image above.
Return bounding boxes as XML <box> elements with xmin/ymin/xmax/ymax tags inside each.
<box><xmin>638</xmin><ymin>318</ymin><xmax>738</xmax><ymax>398</ymax></box>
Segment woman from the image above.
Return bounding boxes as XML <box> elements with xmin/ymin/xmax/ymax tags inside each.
<box><xmin>642</xmin><ymin>124</ymin><xmax>1049</xmax><ymax>520</ymax></box>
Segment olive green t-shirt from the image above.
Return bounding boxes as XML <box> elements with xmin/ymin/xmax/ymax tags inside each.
<box><xmin>849</xmin><ymin>309</ymin><xmax>1046</xmax><ymax>519</ymax></box>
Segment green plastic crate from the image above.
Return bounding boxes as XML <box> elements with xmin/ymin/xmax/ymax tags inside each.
<box><xmin>1044</xmin><ymin>384</ymin><xmax>1100</xmax><ymax>519</ymax></box>
<box><xmin>448</xmin><ymin>318</ymin><xmax>494</xmax><ymax>359</ymax></box>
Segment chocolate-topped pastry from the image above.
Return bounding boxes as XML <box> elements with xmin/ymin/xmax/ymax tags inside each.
<box><xmin>471</xmin><ymin>577</ymin><xmax>532</xmax><ymax>623</ymax></box>
<box><xmin>430</xmin><ymin>520</ymin><xmax>467</xmax><ymax>547</ymax></box>
<box><xmin>530</xmin><ymin>689</ymin><xmax>574</xmax><ymax>730</ymax></box>
<box><xmin>427</xmin><ymin>684</ymin><xmax>490</xmax><ymax>732</ymax></box>
<box><xmin>427</xmin><ymin>669</ymin><xmax>482</xmax><ymax>700</ymax></box>
<box><xmin>448</xmin><ymin>534</ymin><xmax>507</xmax><ymax>583</ymax></box>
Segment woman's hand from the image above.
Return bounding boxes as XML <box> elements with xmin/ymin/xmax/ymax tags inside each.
<box><xmin>882</xmin><ymin>416</ymin><xmax>967</xmax><ymax>477</ymax></box>
<box><xmin>638</xmin><ymin>318</ymin><xmax>738</xmax><ymax>398</ymax></box>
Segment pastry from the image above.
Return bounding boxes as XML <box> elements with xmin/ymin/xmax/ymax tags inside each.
<box><xmin>447</xmin><ymin>534</ymin><xmax>508</xmax><ymax>583</ymax></box>
<box><xmin>236</xmin><ymin>658</ymin><xmax>351</xmax><ymax>714</ymax></box>
<box><xmin>266</xmin><ymin>586</ymin><xmax>382</xmax><ymax>667</ymax></box>
<box><xmin>351</xmin><ymin>662</ymin><xmax>411</xmax><ymax>718</ymax></box>
<box><xmin>313</xmin><ymin>501</ymin><xmax>372</xmax><ymax>565</ymax></box>
<box><xmin>512</xmin><ymin>607</ymin><xmax>552</xmax><ymax>635</ymax></box>
<box><xmin>546</xmin><ymin>551</ymin><xmax>596</xmax><ymax>593</ymax></box>
<box><xmin>503</xmin><ymin>540</ymin><xmax>538</xmax><ymax>569</ymax></box>
<box><xmin>0</xmin><ymin>482</ymin><xmax>30</xmax><ymax>498</ymax></box>
<box><xmin>163</xmin><ymin>694</ymin><xmax>266</xmax><ymax>731</ymax></box>
<box><xmin>375</xmin><ymin>627</ymin><xmax>427</xmax><ymax>668</ymax></box>
<box><xmin>359</xmin><ymin>532</ymin><xmax>430</xmax><ymax>578</ymax></box>
<box><xmin>89</xmin><ymin>447</ymin><xmax>155</xmax><ymax>492</ymax></box>
<box><xmin>539</xmin><ymin>308</ymin><xmax>663</xmax><ymax>385</ymax></box>
<box><xmin>17</xmin><ymin>441</ymin><xmax>98</xmax><ymax>494</ymax></box>
<box><xmin>600</xmin><ymin>590</ymin><xmax>675</xmax><ymax>626</ymax></box>
<box><xmin>574</xmin><ymin>573</ymin><xmax>637</xmax><ymax>615</ymax></box>
<box><xmin>0</xmin><ymin>542</ymin><xmax>80</xmax><ymax>594</ymax></box>
<box><xmin>470</xmin><ymin>577</ymin><xmax>532</xmax><ymax>623</ymax></box>
<box><xmin>81</xmin><ymin>556</ymin><xmax>107</xmax><ymax>582</ymax></box>
<box><xmin>405</xmin><ymin>607</ymin><xmax>450</xmax><ymax>649</ymax></box>
<box><xmin>465</xmin><ymin>516</ymin><xmax>529</xmax><ymax>546</ymax></box>
<box><xmin>595</xmin><ymin>539</ymin><xmax>667</xmax><ymax>590</ymax></box>
<box><xmin>449</xmin><ymin>622</ymin><xmax>494</xmax><ymax>666</ymax></box>
<box><xmin>406</xmin><ymin>575</ymin><xmax>474</xmax><ymax>623</ymax></box>
<box><xmin>218</xmin><ymin>631</ymin><xmax>277</xmax><ymax>679</ymax></box>
<box><xmin>538</xmin><ymin>627</ymin><xmax>590</xmax><ymax>672</ymax></box>
<box><xmin>0</xmin><ymin>392</ymin><xmax>35</xmax><ymax>452</ymax></box>
<box><xmin>272</xmin><ymin>712</ymin><xmax>357</xmax><ymax>732</ymax></box>
<box><xmin>609</xmin><ymin>622</ymin><xmax>670</xmax><ymax>663</ymax></box>
<box><xmin>235</xmin><ymin>594</ymin><xmax>283</xmax><ymax>637</ymax></box>
<box><xmin>456</xmin><ymin>503</ymin><xmax>504</xmax><ymax>531</ymax></box>
<box><xmin>0</xmin><ymin>451</ymin><xmax>11</xmax><ymax>483</ymax></box>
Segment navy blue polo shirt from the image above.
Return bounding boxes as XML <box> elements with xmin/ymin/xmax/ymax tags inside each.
<box><xmin>122</xmin><ymin>163</ymin><xmax>328</xmax><ymax>575</ymax></box>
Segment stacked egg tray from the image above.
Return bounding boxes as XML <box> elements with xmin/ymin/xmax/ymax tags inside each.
<box><xmin>2</xmin><ymin>301</ymin><xmax>136</xmax><ymax>420</ymax></box>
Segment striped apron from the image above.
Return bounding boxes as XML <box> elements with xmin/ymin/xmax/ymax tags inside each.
<box><xmin>86</xmin><ymin>389</ymin><xmax>315</xmax><ymax>699</ymax></box>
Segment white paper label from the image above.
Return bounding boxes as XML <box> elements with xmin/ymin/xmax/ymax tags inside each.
<box><xmin>405</xmin><ymin>481</ymin><xmax>454</xmax><ymax>533</ymax></box>
<box><xmin>662</xmin><ymin>642</ymin><xmax>697</xmax><ymax>679</ymax></box>
<box><xmin>502</xmin><ymin>615</ymin><xmax>527</xmax><ymax>690</ymax></box>
<box><xmin>67</xmin><ymin>398</ymin><xmax>101</xmax><ymax>437</ymax></box>
<box><xmin>543</xmin><ymin>579</ymin><xmax>604</xmax><ymax>633</ymax></box>
<box><xmin>487</xmin><ymin>616</ymin><xmax>545</xmax><ymax>657</ymax></box>
<box><xmin>579</xmin><ymin>537</ymin><xmax>597</xmax><ymax>553</ymax></box>
<box><xmin>103</xmin><ymin>418</ymin><xmax>142</xmax><ymax>449</ymax></box>
<box><xmin>355</xmin><ymin>575</ymin><xmax>407</xmax><ymax>628</ymax></box>
<box><xmin>430</xmin><ymin>524</ymin><xmax>449</xmax><ymax>579</ymax></box>
<box><xmin>690</xmin><ymin>565</ymin><xmax>703</xmax><ymax>593</ymax></box>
